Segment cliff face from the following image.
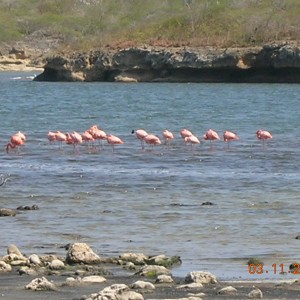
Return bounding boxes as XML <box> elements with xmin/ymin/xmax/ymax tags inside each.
<box><xmin>34</xmin><ymin>42</ymin><xmax>300</xmax><ymax>83</ymax></box>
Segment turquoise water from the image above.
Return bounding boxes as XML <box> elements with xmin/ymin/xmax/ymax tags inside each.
<box><xmin>1</xmin><ymin>71</ymin><xmax>300</xmax><ymax>280</ymax></box>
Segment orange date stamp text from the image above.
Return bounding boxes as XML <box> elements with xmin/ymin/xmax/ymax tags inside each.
<box><xmin>248</xmin><ymin>263</ymin><xmax>300</xmax><ymax>275</ymax></box>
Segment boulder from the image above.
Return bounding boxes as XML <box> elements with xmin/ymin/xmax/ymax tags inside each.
<box><xmin>119</xmin><ymin>253</ymin><xmax>148</xmax><ymax>265</ymax></box>
<box><xmin>0</xmin><ymin>261</ymin><xmax>12</xmax><ymax>272</ymax></box>
<box><xmin>7</xmin><ymin>245</ymin><xmax>26</xmax><ymax>260</ymax></box>
<box><xmin>218</xmin><ymin>286</ymin><xmax>238</xmax><ymax>295</ymax></box>
<box><xmin>28</xmin><ymin>254</ymin><xmax>41</xmax><ymax>265</ymax></box>
<box><xmin>25</xmin><ymin>276</ymin><xmax>57</xmax><ymax>291</ymax></box>
<box><xmin>146</xmin><ymin>254</ymin><xmax>182</xmax><ymax>268</ymax></box>
<box><xmin>185</xmin><ymin>271</ymin><xmax>217</xmax><ymax>284</ymax></box>
<box><xmin>136</xmin><ymin>265</ymin><xmax>171</xmax><ymax>277</ymax></box>
<box><xmin>248</xmin><ymin>288</ymin><xmax>263</xmax><ymax>299</ymax></box>
<box><xmin>0</xmin><ymin>208</ymin><xmax>16</xmax><ymax>217</ymax></box>
<box><xmin>85</xmin><ymin>284</ymin><xmax>144</xmax><ymax>300</ymax></box>
<box><xmin>66</xmin><ymin>243</ymin><xmax>101</xmax><ymax>264</ymax></box>
<box><xmin>131</xmin><ymin>280</ymin><xmax>155</xmax><ymax>290</ymax></box>
<box><xmin>48</xmin><ymin>259</ymin><xmax>65</xmax><ymax>270</ymax></box>
<box><xmin>155</xmin><ymin>274</ymin><xmax>174</xmax><ymax>283</ymax></box>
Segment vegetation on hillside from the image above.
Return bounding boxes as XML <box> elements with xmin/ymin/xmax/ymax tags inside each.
<box><xmin>1</xmin><ymin>0</ymin><xmax>300</xmax><ymax>52</ymax></box>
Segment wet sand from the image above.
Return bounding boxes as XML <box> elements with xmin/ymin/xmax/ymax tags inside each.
<box><xmin>1</xmin><ymin>270</ymin><xmax>300</xmax><ymax>299</ymax></box>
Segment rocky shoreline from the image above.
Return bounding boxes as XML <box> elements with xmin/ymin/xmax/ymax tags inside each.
<box><xmin>2</xmin><ymin>41</ymin><xmax>300</xmax><ymax>83</ymax></box>
<box><xmin>1</xmin><ymin>243</ymin><xmax>300</xmax><ymax>299</ymax></box>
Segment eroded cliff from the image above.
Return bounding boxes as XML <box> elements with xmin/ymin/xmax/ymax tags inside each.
<box><xmin>34</xmin><ymin>41</ymin><xmax>300</xmax><ymax>83</ymax></box>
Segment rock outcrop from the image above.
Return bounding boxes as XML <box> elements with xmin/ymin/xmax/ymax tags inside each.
<box><xmin>34</xmin><ymin>41</ymin><xmax>300</xmax><ymax>83</ymax></box>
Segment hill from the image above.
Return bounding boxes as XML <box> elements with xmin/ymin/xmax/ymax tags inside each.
<box><xmin>1</xmin><ymin>0</ymin><xmax>300</xmax><ymax>57</ymax></box>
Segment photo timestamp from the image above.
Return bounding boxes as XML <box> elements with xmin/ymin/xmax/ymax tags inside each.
<box><xmin>248</xmin><ymin>263</ymin><xmax>300</xmax><ymax>275</ymax></box>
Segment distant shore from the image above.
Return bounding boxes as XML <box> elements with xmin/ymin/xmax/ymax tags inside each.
<box><xmin>3</xmin><ymin>41</ymin><xmax>300</xmax><ymax>84</ymax></box>
<box><xmin>0</xmin><ymin>56</ymin><xmax>42</xmax><ymax>72</ymax></box>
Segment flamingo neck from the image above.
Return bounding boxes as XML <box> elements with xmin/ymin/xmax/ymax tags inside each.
<box><xmin>6</xmin><ymin>143</ymin><xmax>16</xmax><ymax>153</ymax></box>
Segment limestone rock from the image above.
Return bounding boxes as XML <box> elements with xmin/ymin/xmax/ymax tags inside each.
<box><xmin>64</xmin><ymin>275</ymin><xmax>106</xmax><ymax>287</ymax></box>
<box><xmin>185</xmin><ymin>271</ymin><xmax>217</xmax><ymax>284</ymax></box>
<box><xmin>119</xmin><ymin>253</ymin><xmax>148</xmax><ymax>265</ymax></box>
<box><xmin>177</xmin><ymin>282</ymin><xmax>204</xmax><ymax>289</ymax></box>
<box><xmin>10</xmin><ymin>260</ymin><xmax>28</xmax><ymax>266</ymax></box>
<box><xmin>48</xmin><ymin>259</ymin><xmax>65</xmax><ymax>270</ymax></box>
<box><xmin>146</xmin><ymin>254</ymin><xmax>182</xmax><ymax>268</ymax></box>
<box><xmin>7</xmin><ymin>244</ymin><xmax>24</xmax><ymax>258</ymax></box>
<box><xmin>248</xmin><ymin>288</ymin><xmax>263</xmax><ymax>298</ymax></box>
<box><xmin>0</xmin><ymin>261</ymin><xmax>12</xmax><ymax>272</ymax></box>
<box><xmin>66</xmin><ymin>243</ymin><xmax>101</xmax><ymax>264</ymax></box>
<box><xmin>218</xmin><ymin>286</ymin><xmax>238</xmax><ymax>295</ymax></box>
<box><xmin>19</xmin><ymin>266</ymin><xmax>38</xmax><ymax>276</ymax></box>
<box><xmin>0</xmin><ymin>208</ymin><xmax>16</xmax><ymax>217</ymax></box>
<box><xmin>81</xmin><ymin>275</ymin><xmax>106</xmax><ymax>283</ymax></box>
<box><xmin>131</xmin><ymin>280</ymin><xmax>155</xmax><ymax>290</ymax></box>
<box><xmin>5</xmin><ymin>245</ymin><xmax>26</xmax><ymax>264</ymax></box>
<box><xmin>25</xmin><ymin>276</ymin><xmax>57</xmax><ymax>291</ymax></box>
<box><xmin>2</xmin><ymin>253</ymin><xmax>22</xmax><ymax>263</ymax></box>
<box><xmin>28</xmin><ymin>254</ymin><xmax>41</xmax><ymax>265</ymax></box>
<box><xmin>115</xmin><ymin>75</ymin><xmax>138</xmax><ymax>82</ymax></box>
<box><xmin>155</xmin><ymin>274</ymin><xmax>174</xmax><ymax>283</ymax></box>
<box><xmin>136</xmin><ymin>265</ymin><xmax>172</xmax><ymax>277</ymax></box>
<box><xmin>85</xmin><ymin>283</ymin><xmax>144</xmax><ymax>300</ymax></box>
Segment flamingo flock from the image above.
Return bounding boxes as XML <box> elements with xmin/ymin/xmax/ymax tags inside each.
<box><xmin>5</xmin><ymin>126</ymin><xmax>272</xmax><ymax>153</ymax></box>
<box><xmin>46</xmin><ymin>125</ymin><xmax>124</xmax><ymax>152</ymax></box>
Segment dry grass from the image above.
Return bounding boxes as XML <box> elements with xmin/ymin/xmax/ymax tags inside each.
<box><xmin>1</xmin><ymin>0</ymin><xmax>300</xmax><ymax>51</ymax></box>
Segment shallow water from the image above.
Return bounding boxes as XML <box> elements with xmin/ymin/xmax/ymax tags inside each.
<box><xmin>1</xmin><ymin>72</ymin><xmax>300</xmax><ymax>280</ymax></box>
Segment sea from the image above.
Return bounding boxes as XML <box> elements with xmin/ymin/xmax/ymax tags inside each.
<box><xmin>0</xmin><ymin>71</ymin><xmax>300</xmax><ymax>281</ymax></box>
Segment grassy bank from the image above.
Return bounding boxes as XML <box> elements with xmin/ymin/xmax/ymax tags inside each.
<box><xmin>1</xmin><ymin>0</ymin><xmax>300</xmax><ymax>52</ymax></box>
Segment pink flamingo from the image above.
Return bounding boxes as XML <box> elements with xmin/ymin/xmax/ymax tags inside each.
<box><xmin>203</xmin><ymin>129</ymin><xmax>220</xmax><ymax>142</ymax></box>
<box><xmin>180</xmin><ymin>128</ymin><xmax>193</xmax><ymax>139</ymax></box>
<box><xmin>144</xmin><ymin>134</ymin><xmax>161</xmax><ymax>150</ymax></box>
<box><xmin>223</xmin><ymin>131</ymin><xmax>239</xmax><ymax>142</ymax></box>
<box><xmin>184</xmin><ymin>135</ymin><xmax>200</xmax><ymax>149</ymax></box>
<box><xmin>55</xmin><ymin>131</ymin><xmax>67</xmax><ymax>143</ymax></box>
<box><xmin>88</xmin><ymin>125</ymin><xmax>98</xmax><ymax>134</ymax></box>
<box><xmin>132</xmin><ymin>129</ymin><xmax>148</xmax><ymax>149</ymax></box>
<box><xmin>66</xmin><ymin>131</ymin><xmax>83</xmax><ymax>151</ymax></box>
<box><xmin>256</xmin><ymin>130</ymin><xmax>272</xmax><ymax>146</ymax></box>
<box><xmin>48</xmin><ymin>131</ymin><xmax>56</xmax><ymax>143</ymax></box>
<box><xmin>16</xmin><ymin>131</ymin><xmax>26</xmax><ymax>142</ymax></box>
<box><xmin>6</xmin><ymin>132</ymin><xmax>26</xmax><ymax>153</ymax></box>
<box><xmin>81</xmin><ymin>130</ymin><xmax>94</xmax><ymax>147</ymax></box>
<box><xmin>48</xmin><ymin>131</ymin><xmax>66</xmax><ymax>147</ymax></box>
<box><xmin>106</xmin><ymin>134</ymin><xmax>124</xmax><ymax>152</ymax></box>
<box><xmin>162</xmin><ymin>129</ymin><xmax>174</xmax><ymax>145</ymax></box>
<box><xmin>256</xmin><ymin>130</ymin><xmax>272</xmax><ymax>140</ymax></box>
<box><xmin>88</xmin><ymin>125</ymin><xmax>107</xmax><ymax>147</ymax></box>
